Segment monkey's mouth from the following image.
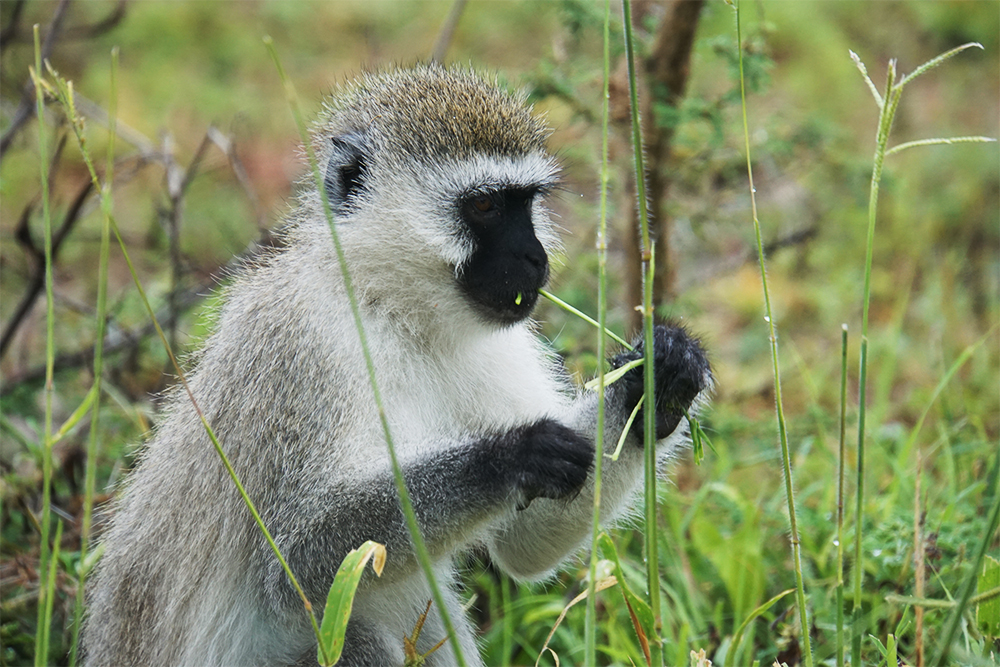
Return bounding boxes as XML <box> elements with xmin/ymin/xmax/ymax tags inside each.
<box><xmin>462</xmin><ymin>284</ymin><xmax>540</xmax><ymax>327</ymax></box>
<box><xmin>456</xmin><ymin>254</ymin><xmax>549</xmax><ymax>326</ymax></box>
<box><xmin>498</xmin><ymin>287</ymin><xmax>541</xmax><ymax>323</ymax></box>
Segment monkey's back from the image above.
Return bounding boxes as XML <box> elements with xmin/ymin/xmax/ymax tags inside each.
<box><xmin>82</xmin><ymin>239</ymin><xmax>371</xmax><ymax>665</ymax></box>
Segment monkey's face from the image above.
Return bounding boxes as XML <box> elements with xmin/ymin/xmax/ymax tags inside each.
<box><xmin>314</xmin><ymin>65</ymin><xmax>562</xmax><ymax>329</ymax></box>
<box><xmin>454</xmin><ymin>186</ymin><xmax>550</xmax><ymax>326</ymax></box>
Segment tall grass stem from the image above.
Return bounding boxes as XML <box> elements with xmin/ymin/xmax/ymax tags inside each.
<box><xmin>31</xmin><ymin>24</ymin><xmax>57</xmax><ymax>667</ymax></box>
<box><xmin>67</xmin><ymin>47</ymin><xmax>117</xmax><ymax>667</ymax></box>
<box><xmin>848</xmin><ymin>40</ymin><xmax>986</xmax><ymax>666</ymax></box>
<box><xmin>539</xmin><ymin>290</ymin><xmax>630</xmax><ymax>350</ymax></box>
<box><xmin>836</xmin><ymin>324</ymin><xmax>848</xmax><ymax>667</ymax></box>
<box><xmin>914</xmin><ymin>452</ymin><xmax>924</xmax><ymax>667</ymax></box>
<box><xmin>734</xmin><ymin>4</ymin><xmax>813</xmax><ymax>664</ymax></box>
<box><xmin>585</xmin><ymin>1</ymin><xmax>612</xmax><ymax>663</ymax></box>
<box><xmin>851</xmin><ymin>52</ymin><xmax>898</xmax><ymax>667</ymax></box>
<box><xmin>620</xmin><ymin>2</ymin><xmax>662</xmax><ymax>663</ymax></box>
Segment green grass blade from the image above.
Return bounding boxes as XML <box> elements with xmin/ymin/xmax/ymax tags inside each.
<box><xmin>609</xmin><ymin>395</ymin><xmax>643</xmax><ymax>462</ymax></box>
<box><xmin>896</xmin><ymin>42</ymin><xmax>983</xmax><ymax>88</ymax></box>
<box><xmin>38</xmin><ymin>520</ymin><xmax>63</xmax><ymax>667</ymax></box>
<box><xmin>867</xmin><ymin>633</ymin><xmax>888</xmax><ymax>662</ymax></box>
<box><xmin>978</xmin><ymin>558</ymin><xmax>1000</xmax><ymax>637</ymax></box>
<box><xmin>725</xmin><ymin>588</ymin><xmax>794</xmax><ymax>667</ymax></box>
<box><xmin>848</xmin><ymin>50</ymin><xmax>883</xmax><ymax>109</ymax></box>
<box><xmin>898</xmin><ymin>326</ymin><xmax>997</xmax><ymax>465</ymax></box>
<box><xmin>852</xmin><ymin>55</ymin><xmax>898</xmax><ymax>667</ymax></box>
<box><xmin>536</xmin><ymin>576</ymin><xmax>619</xmax><ymax>667</ymax></box>
<box><xmin>930</xmin><ymin>452</ymin><xmax>1000</xmax><ymax>666</ymax></box>
<box><xmin>598</xmin><ymin>533</ymin><xmax>654</xmax><ymax>666</ymax></box>
<box><xmin>682</xmin><ymin>407</ymin><xmax>716</xmax><ymax>463</ymax></box>
<box><xmin>836</xmin><ymin>324</ymin><xmax>848</xmax><ymax>667</ymax></box>
<box><xmin>43</xmin><ymin>56</ymin><xmax>332</xmax><ymax>664</ymax></box>
<box><xmin>620</xmin><ymin>2</ymin><xmax>662</xmax><ymax>661</ymax></box>
<box><xmin>68</xmin><ymin>46</ymin><xmax>118</xmax><ymax>667</ymax></box>
<box><xmin>885</xmin><ymin>135</ymin><xmax>996</xmax><ymax>157</ymax></box>
<box><xmin>51</xmin><ymin>384</ymin><xmax>97</xmax><ymax>445</ymax></box>
<box><xmin>885</xmin><ymin>588</ymin><xmax>1000</xmax><ymax>610</ymax></box>
<box><xmin>849</xmin><ymin>44</ymin><xmax>992</xmax><ymax>664</ymax></box>
<box><xmin>0</xmin><ymin>414</ymin><xmax>39</xmax><ymax>452</ymax></box>
<box><xmin>584</xmin><ymin>358</ymin><xmax>643</xmax><ymax>391</ymax></box>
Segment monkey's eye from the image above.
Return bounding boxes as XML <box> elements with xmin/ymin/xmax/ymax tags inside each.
<box><xmin>462</xmin><ymin>193</ymin><xmax>502</xmax><ymax>224</ymax></box>
<box><xmin>472</xmin><ymin>195</ymin><xmax>494</xmax><ymax>213</ymax></box>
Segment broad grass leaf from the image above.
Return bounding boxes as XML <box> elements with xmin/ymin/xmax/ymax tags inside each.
<box><xmin>978</xmin><ymin>555</ymin><xmax>1000</xmax><ymax>637</ymax></box>
<box><xmin>318</xmin><ymin>541</ymin><xmax>387</xmax><ymax>666</ymax></box>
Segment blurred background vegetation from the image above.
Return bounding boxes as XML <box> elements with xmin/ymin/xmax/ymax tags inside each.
<box><xmin>1</xmin><ymin>1</ymin><xmax>997</xmax><ymax>665</ymax></box>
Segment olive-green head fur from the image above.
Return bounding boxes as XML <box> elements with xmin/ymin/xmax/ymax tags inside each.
<box><xmin>314</xmin><ymin>63</ymin><xmax>551</xmax><ymax>167</ymax></box>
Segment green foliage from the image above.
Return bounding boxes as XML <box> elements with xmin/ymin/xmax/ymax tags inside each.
<box><xmin>1</xmin><ymin>2</ymin><xmax>996</xmax><ymax>666</ymax></box>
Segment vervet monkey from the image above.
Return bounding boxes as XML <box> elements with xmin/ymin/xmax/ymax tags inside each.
<box><xmin>82</xmin><ymin>64</ymin><xmax>712</xmax><ymax>666</ymax></box>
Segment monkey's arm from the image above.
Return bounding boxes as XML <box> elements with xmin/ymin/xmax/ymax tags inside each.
<box><xmin>487</xmin><ymin>324</ymin><xmax>711</xmax><ymax>580</ymax></box>
<box><xmin>484</xmin><ymin>391</ymin><xmax>651</xmax><ymax>580</ymax></box>
<box><xmin>264</xmin><ymin>420</ymin><xmax>592</xmax><ymax>606</ymax></box>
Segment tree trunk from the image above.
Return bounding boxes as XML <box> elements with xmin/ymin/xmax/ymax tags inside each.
<box><xmin>622</xmin><ymin>0</ymin><xmax>704</xmax><ymax>332</ymax></box>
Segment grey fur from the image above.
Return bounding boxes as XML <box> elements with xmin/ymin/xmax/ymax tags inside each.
<box><xmin>82</xmin><ymin>64</ymin><xmax>712</xmax><ymax>667</ymax></box>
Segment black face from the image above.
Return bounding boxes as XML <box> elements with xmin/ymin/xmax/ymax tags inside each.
<box><xmin>456</xmin><ymin>187</ymin><xmax>549</xmax><ymax>326</ymax></box>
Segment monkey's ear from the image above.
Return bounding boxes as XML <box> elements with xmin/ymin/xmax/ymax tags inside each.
<box><xmin>325</xmin><ymin>132</ymin><xmax>369</xmax><ymax>215</ymax></box>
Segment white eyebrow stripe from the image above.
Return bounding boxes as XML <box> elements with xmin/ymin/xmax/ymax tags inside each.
<box><xmin>435</xmin><ymin>153</ymin><xmax>561</xmax><ymax>196</ymax></box>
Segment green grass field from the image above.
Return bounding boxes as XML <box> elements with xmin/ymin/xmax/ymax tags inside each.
<box><xmin>1</xmin><ymin>1</ymin><xmax>997</xmax><ymax>665</ymax></box>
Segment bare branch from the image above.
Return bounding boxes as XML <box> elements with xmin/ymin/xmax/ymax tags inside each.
<box><xmin>0</xmin><ymin>0</ymin><xmax>72</xmax><ymax>160</ymax></box>
<box><xmin>1</xmin><ymin>151</ymin><xmax>160</xmax><ymax>358</ymax></box>
<box><xmin>2</xmin><ymin>0</ymin><xmax>127</xmax><ymax>44</ymax></box>
<box><xmin>623</xmin><ymin>0</ymin><xmax>704</xmax><ymax>331</ymax></box>
<box><xmin>0</xmin><ymin>0</ymin><xmax>28</xmax><ymax>54</ymax></box>
<box><xmin>0</xmin><ymin>234</ymin><xmax>285</xmax><ymax>395</ymax></box>
<box><xmin>206</xmin><ymin>127</ymin><xmax>269</xmax><ymax>237</ymax></box>
<box><xmin>430</xmin><ymin>0</ymin><xmax>467</xmax><ymax>64</ymax></box>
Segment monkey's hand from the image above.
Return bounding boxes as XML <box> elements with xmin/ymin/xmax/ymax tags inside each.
<box><xmin>610</xmin><ymin>323</ymin><xmax>711</xmax><ymax>443</ymax></box>
<box><xmin>500</xmin><ymin>419</ymin><xmax>593</xmax><ymax>509</ymax></box>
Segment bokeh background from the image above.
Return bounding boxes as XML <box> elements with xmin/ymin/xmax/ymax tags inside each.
<box><xmin>1</xmin><ymin>1</ymin><xmax>997</xmax><ymax>665</ymax></box>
